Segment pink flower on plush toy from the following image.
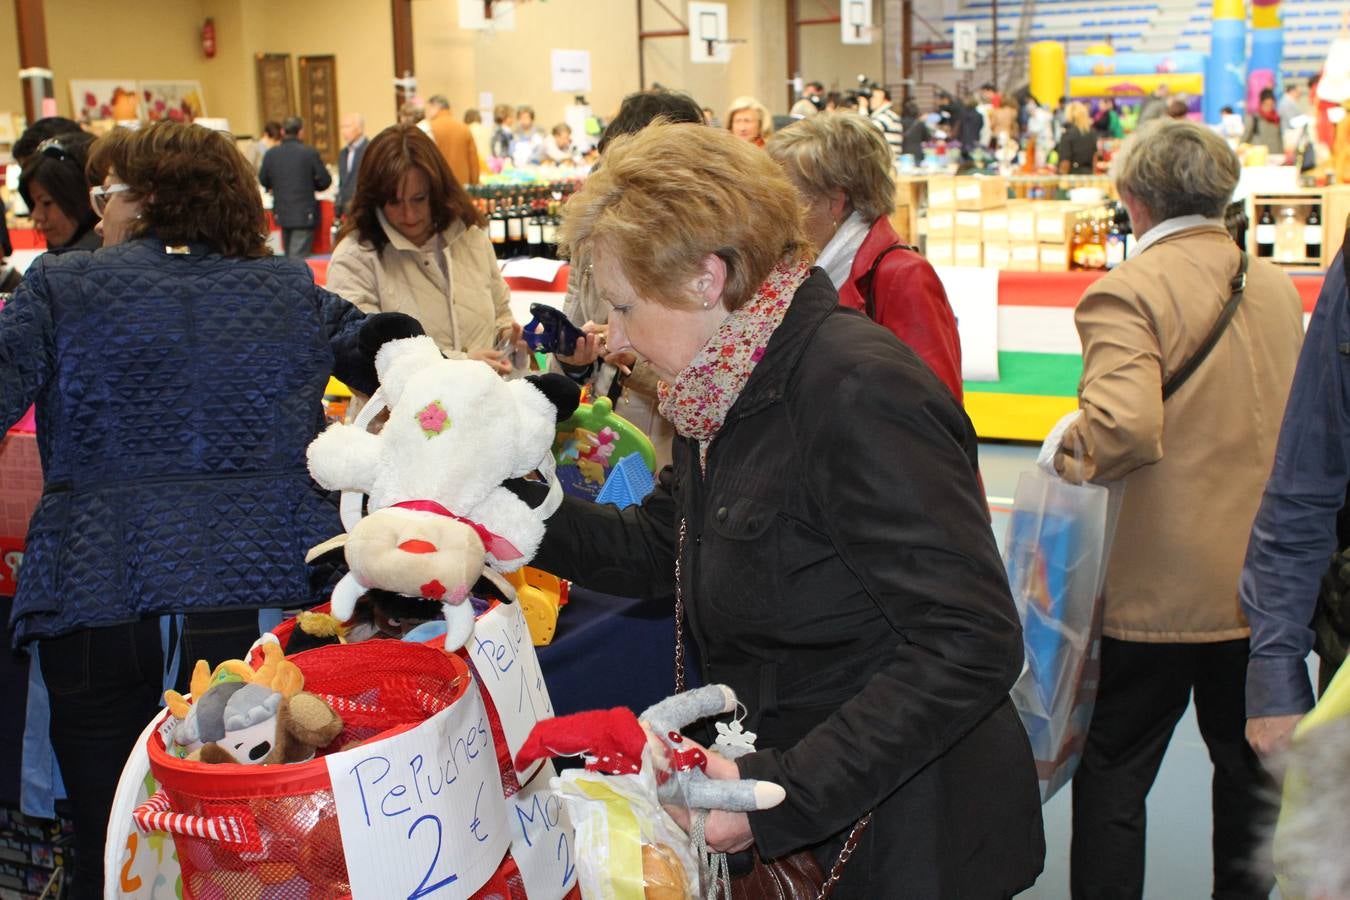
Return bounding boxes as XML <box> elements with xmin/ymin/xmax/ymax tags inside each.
<box><xmin>416</xmin><ymin>400</ymin><xmax>450</xmax><ymax>437</ymax></box>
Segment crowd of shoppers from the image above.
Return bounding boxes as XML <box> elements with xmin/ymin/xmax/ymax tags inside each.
<box><xmin>1</xmin><ymin>69</ymin><xmax>1348</xmax><ymax>900</ymax></box>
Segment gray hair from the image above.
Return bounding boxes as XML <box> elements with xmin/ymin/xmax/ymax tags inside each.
<box><xmin>1112</xmin><ymin>119</ymin><xmax>1238</xmax><ymax>221</ymax></box>
<box><xmin>1271</xmin><ymin>715</ymin><xmax>1350</xmax><ymax>898</ymax></box>
<box><xmin>766</xmin><ymin>113</ymin><xmax>896</xmax><ymax>221</ymax></box>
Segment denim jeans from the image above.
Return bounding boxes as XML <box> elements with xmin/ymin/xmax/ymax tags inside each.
<box><xmin>39</xmin><ymin>610</ymin><xmax>262</xmax><ymax>900</ymax></box>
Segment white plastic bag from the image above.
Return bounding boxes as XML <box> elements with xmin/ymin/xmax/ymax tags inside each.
<box><xmin>1004</xmin><ymin>469</ymin><xmax>1121</xmax><ymax>802</ymax></box>
<box><xmin>552</xmin><ymin>759</ymin><xmax>699</xmax><ymax>900</ymax></box>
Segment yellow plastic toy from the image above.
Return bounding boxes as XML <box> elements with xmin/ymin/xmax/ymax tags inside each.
<box><xmin>505</xmin><ymin>566</ymin><xmax>570</xmax><ymax>646</ymax></box>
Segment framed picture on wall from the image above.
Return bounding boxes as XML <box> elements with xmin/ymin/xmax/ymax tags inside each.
<box><xmin>255</xmin><ymin>53</ymin><xmax>295</xmax><ymax>132</ymax></box>
<box><xmin>298</xmin><ymin>55</ymin><xmax>339</xmax><ymax>165</ymax></box>
<box><xmin>69</xmin><ymin>79</ymin><xmax>140</xmax><ymax>124</ymax></box>
<box><xmin>140</xmin><ymin>81</ymin><xmax>206</xmax><ymax>123</ymax></box>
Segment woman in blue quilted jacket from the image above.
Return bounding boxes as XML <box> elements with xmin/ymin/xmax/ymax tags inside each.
<box><xmin>0</xmin><ymin>122</ymin><xmax>381</xmax><ymax>899</ymax></box>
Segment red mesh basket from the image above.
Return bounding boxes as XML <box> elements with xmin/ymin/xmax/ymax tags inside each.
<box><xmin>141</xmin><ymin>640</ymin><xmax>473</xmax><ymax>900</ymax></box>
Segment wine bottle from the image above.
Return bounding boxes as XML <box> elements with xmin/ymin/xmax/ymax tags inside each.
<box><xmin>1306</xmin><ymin>205</ymin><xmax>1322</xmax><ymax>262</ymax></box>
<box><xmin>541</xmin><ymin>197</ymin><xmax>561</xmax><ymax>260</ymax></box>
<box><xmin>1255</xmin><ymin>207</ymin><xmax>1275</xmax><ymax>258</ymax></box>
<box><xmin>526</xmin><ymin>199</ymin><xmax>545</xmax><ymax>258</ymax></box>
<box><xmin>487</xmin><ymin>198</ymin><xmax>507</xmax><ymax>259</ymax></box>
<box><xmin>1105</xmin><ymin>204</ymin><xmax>1125</xmax><ymax>270</ymax></box>
<box><xmin>506</xmin><ymin>196</ymin><xmax>524</xmax><ymax>258</ymax></box>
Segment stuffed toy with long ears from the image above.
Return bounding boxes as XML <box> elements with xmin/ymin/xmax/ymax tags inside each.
<box><xmin>306</xmin><ymin>319</ymin><xmax>580</xmax><ymax>652</ymax></box>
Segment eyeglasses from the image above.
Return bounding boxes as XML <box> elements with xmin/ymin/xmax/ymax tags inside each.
<box><xmin>89</xmin><ymin>183</ymin><xmax>132</xmax><ymax>218</ymax></box>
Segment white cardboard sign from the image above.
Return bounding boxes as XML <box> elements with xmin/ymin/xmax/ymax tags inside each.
<box><xmin>509</xmin><ymin>762</ymin><xmax>578</xmax><ymax>898</ymax></box>
<box><xmin>953</xmin><ymin>21</ymin><xmax>978</xmax><ymax>71</ymax></box>
<box><xmin>469</xmin><ymin>601</ymin><xmax>555</xmax><ymax>780</ymax></box>
<box><xmin>841</xmin><ymin>0</ymin><xmax>874</xmax><ymax>45</ymax></box>
<box><xmin>934</xmin><ymin>264</ymin><xmax>1001</xmax><ymax>382</ymax></box>
<box><xmin>550</xmin><ymin>49</ymin><xmax>591</xmax><ymax>94</ymax></box>
<box><xmin>688</xmin><ymin>2</ymin><xmax>731</xmax><ymax>63</ymax></box>
<box><xmin>325</xmin><ymin>683</ymin><xmax>509</xmax><ymax>899</ymax></box>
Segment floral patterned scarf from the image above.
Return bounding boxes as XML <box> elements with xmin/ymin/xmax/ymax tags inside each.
<box><xmin>658</xmin><ymin>257</ymin><xmax>812</xmax><ymax>471</ymax></box>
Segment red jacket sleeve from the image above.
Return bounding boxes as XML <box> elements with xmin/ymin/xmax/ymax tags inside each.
<box><xmin>871</xmin><ymin>251</ymin><xmax>964</xmax><ymax>402</ymax></box>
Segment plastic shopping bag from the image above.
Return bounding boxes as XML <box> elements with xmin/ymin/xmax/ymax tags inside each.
<box><xmin>1004</xmin><ymin>469</ymin><xmax>1119</xmax><ymax>803</ymax></box>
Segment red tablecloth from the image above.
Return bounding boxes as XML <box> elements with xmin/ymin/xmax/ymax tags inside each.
<box><xmin>266</xmin><ymin>199</ymin><xmax>335</xmax><ymax>255</ymax></box>
<box><xmin>997</xmin><ymin>269</ymin><xmax>1325</xmax><ymax>313</ymax></box>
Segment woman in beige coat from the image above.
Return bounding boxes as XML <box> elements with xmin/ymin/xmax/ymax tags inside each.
<box><xmin>327</xmin><ymin>124</ymin><xmax>517</xmax><ymax>374</ymax></box>
<box><xmin>1051</xmin><ymin>120</ymin><xmax>1303</xmax><ymax>899</ymax></box>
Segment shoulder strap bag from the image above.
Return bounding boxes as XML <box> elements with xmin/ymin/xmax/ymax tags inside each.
<box><xmin>861</xmin><ymin>242</ymin><xmax>919</xmax><ymax>321</ymax></box>
<box><xmin>674</xmin><ymin>519</ymin><xmax>870</xmax><ymax>900</ymax></box>
<box><xmin>1161</xmin><ymin>250</ymin><xmax>1250</xmax><ymax>400</ymax></box>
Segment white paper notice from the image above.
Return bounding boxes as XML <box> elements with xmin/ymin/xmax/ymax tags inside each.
<box><xmin>550</xmin><ymin>49</ymin><xmax>591</xmax><ymax>94</ymax></box>
<box><xmin>509</xmin><ymin>763</ymin><xmax>577</xmax><ymax>899</ymax></box>
<box><xmin>325</xmin><ymin>683</ymin><xmax>509</xmax><ymax>900</ymax></box>
<box><xmin>934</xmin><ymin>264</ymin><xmax>1001</xmax><ymax>382</ymax></box>
<box><xmin>469</xmin><ymin>602</ymin><xmax>555</xmax><ymax>780</ymax></box>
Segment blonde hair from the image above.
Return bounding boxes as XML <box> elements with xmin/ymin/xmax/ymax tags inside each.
<box><xmin>1112</xmin><ymin>118</ymin><xmax>1239</xmax><ymax>221</ymax></box>
<box><xmin>725</xmin><ymin>96</ymin><xmax>773</xmax><ymax>139</ymax></box>
<box><xmin>766</xmin><ymin>113</ymin><xmax>896</xmax><ymax>221</ymax></box>
<box><xmin>558</xmin><ymin>122</ymin><xmax>807</xmax><ymax>311</ymax></box>
<box><xmin>1065</xmin><ymin>101</ymin><xmax>1092</xmax><ymax>133</ymax></box>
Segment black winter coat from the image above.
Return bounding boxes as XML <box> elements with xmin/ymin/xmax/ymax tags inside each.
<box><xmin>532</xmin><ymin>270</ymin><xmax>1044</xmax><ymax>897</ymax></box>
<box><xmin>259</xmin><ymin>137</ymin><xmax>332</xmax><ymax>229</ymax></box>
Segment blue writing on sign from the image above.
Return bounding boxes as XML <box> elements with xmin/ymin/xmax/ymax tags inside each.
<box><xmin>513</xmin><ymin>791</ymin><xmax>564</xmax><ymax>849</ymax></box>
<box><xmin>347</xmin><ymin>716</ymin><xmax>491</xmax><ymax>828</ymax></box>
<box><xmin>407</xmin><ymin>814</ymin><xmax>458</xmax><ymax>899</ymax></box>
<box><xmin>470</xmin><ymin>782</ymin><xmax>490</xmax><ymax>844</ymax></box>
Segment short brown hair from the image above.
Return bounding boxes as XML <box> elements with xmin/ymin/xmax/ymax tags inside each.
<box><xmin>337</xmin><ymin>124</ymin><xmax>484</xmax><ymax>252</ymax></box>
<box><xmin>766</xmin><ymin>113</ymin><xmax>896</xmax><ymax>221</ymax></box>
<box><xmin>559</xmin><ymin>122</ymin><xmax>807</xmax><ymax>311</ymax></box>
<box><xmin>87</xmin><ymin>122</ymin><xmax>268</xmax><ymax>258</ymax></box>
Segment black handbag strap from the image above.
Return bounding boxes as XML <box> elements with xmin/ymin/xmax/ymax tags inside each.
<box><xmin>862</xmin><ymin>242</ymin><xmax>917</xmax><ymax>320</ymax></box>
<box><xmin>1162</xmin><ymin>251</ymin><xmax>1249</xmax><ymax>401</ymax></box>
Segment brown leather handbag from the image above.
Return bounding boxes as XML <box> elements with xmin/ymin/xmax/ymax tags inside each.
<box><xmin>727</xmin><ymin>815</ymin><xmax>872</xmax><ymax>900</ymax></box>
<box><xmin>675</xmin><ymin>520</ymin><xmax>872</xmax><ymax>900</ymax></box>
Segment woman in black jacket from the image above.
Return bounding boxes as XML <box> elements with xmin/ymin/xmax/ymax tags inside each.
<box><xmin>1057</xmin><ymin>101</ymin><xmax>1100</xmax><ymax>175</ymax></box>
<box><xmin>532</xmin><ymin>122</ymin><xmax>1044</xmax><ymax>897</ymax></box>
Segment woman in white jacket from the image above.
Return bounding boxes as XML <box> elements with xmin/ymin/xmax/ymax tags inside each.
<box><xmin>327</xmin><ymin>124</ymin><xmax>518</xmax><ymax>374</ymax></box>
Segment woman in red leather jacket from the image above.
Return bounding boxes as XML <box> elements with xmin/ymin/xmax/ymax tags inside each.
<box><xmin>767</xmin><ymin>113</ymin><xmax>963</xmax><ymax>401</ymax></box>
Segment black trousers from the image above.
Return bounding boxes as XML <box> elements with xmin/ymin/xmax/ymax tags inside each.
<box><xmin>39</xmin><ymin>610</ymin><xmax>261</xmax><ymax>900</ymax></box>
<box><xmin>1070</xmin><ymin>637</ymin><xmax>1276</xmax><ymax>900</ymax></box>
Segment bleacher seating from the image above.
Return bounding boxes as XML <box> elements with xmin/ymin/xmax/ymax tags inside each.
<box><xmin>928</xmin><ymin>0</ymin><xmax>1338</xmax><ymax>84</ymax></box>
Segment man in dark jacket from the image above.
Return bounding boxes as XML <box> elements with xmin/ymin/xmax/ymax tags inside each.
<box><xmin>258</xmin><ymin>116</ymin><xmax>332</xmax><ymax>257</ymax></box>
<box><xmin>335</xmin><ymin>113</ymin><xmax>367</xmax><ymax>219</ymax></box>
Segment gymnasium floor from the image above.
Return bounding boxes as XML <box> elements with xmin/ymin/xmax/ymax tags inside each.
<box><xmin>981</xmin><ymin>442</ymin><xmax>1279</xmax><ymax>899</ymax></box>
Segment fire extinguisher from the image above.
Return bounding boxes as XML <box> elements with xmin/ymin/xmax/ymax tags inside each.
<box><xmin>201</xmin><ymin>18</ymin><xmax>216</xmax><ymax>59</ymax></box>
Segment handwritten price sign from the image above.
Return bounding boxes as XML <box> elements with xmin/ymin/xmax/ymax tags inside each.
<box><xmin>510</xmin><ymin>763</ymin><xmax>577</xmax><ymax>898</ymax></box>
<box><xmin>470</xmin><ymin>601</ymin><xmax>556</xmax><ymax>780</ymax></box>
<box><xmin>326</xmin><ymin>681</ymin><xmax>509</xmax><ymax>899</ymax></box>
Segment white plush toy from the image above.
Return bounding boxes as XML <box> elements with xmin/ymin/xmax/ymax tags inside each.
<box><xmin>305</xmin><ymin>334</ymin><xmax>580</xmax><ymax>651</ymax></box>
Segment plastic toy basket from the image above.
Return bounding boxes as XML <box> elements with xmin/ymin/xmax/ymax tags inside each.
<box><xmin>137</xmin><ymin>640</ymin><xmax>475</xmax><ymax>900</ymax></box>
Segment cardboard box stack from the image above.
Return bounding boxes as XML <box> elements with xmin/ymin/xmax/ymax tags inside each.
<box><xmin>918</xmin><ymin>176</ymin><xmax>1102</xmax><ymax>271</ymax></box>
<box><xmin>920</xmin><ymin>175</ymin><xmax>1007</xmax><ymax>270</ymax></box>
